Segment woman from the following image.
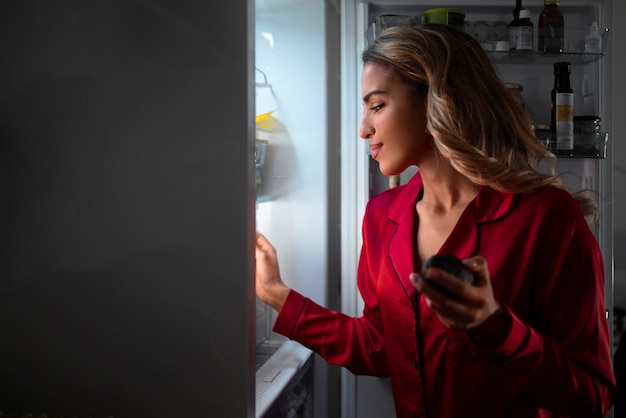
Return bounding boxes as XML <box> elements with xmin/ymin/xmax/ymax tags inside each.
<box><xmin>255</xmin><ymin>24</ymin><xmax>615</xmax><ymax>417</ymax></box>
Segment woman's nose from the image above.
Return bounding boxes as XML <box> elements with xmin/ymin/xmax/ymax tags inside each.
<box><xmin>359</xmin><ymin>117</ymin><xmax>373</xmax><ymax>139</ymax></box>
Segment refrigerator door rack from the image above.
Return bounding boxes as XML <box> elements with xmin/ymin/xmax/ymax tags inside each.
<box><xmin>367</xmin><ymin>16</ymin><xmax>609</xmax><ymax>63</ymax></box>
<box><xmin>541</xmin><ymin>132</ymin><xmax>609</xmax><ymax>158</ymax></box>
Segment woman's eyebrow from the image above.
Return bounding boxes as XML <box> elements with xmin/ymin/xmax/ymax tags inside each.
<box><xmin>363</xmin><ymin>90</ymin><xmax>387</xmax><ymax>103</ymax></box>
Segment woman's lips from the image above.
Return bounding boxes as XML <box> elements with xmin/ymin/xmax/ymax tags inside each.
<box><xmin>369</xmin><ymin>143</ymin><xmax>382</xmax><ymax>159</ymax></box>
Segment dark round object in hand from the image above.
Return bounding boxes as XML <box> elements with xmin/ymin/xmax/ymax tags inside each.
<box><xmin>422</xmin><ymin>254</ymin><xmax>474</xmax><ymax>284</ymax></box>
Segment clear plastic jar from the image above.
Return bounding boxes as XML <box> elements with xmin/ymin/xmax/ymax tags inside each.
<box><xmin>534</xmin><ymin>124</ymin><xmax>553</xmax><ymax>152</ymax></box>
<box><xmin>504</xmin><ymin>83</ymin><xmax>534</xmax><ymax>123</ymax></box>
<box><xmin>573</xmin><ymin>116</ymin><xmax>601</xmax><ymax>134</ymax></box>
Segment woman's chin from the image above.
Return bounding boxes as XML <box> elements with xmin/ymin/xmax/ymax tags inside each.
<box><xmin>378</xmin><ymin>165</ymin><xmax>401</xmax><ymax>177</ymax></box>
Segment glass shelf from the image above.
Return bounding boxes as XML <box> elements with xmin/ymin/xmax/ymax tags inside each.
<box><xmin>471</xmin><ymin>26</ymin><xmax>609</xmax><ymax>63</ymax></box>
<box><xmin>539</xmin><ymin>132</ymin><xmax>608</xmax><ymax>159</ymax></box>
<box><xmin>487</xmin><ymin>50</ymin><xmax>606</xmax><ymax>65</ymax></box>
<box><xmin>366</xmin><ymin>13</ymin><xmax>610</xmax><ymax>65</ymax></box>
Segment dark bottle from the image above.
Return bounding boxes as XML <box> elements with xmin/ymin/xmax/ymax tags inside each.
<box><xmin>516</xmin><ymin>9</ymin><xmax>533</xmax><ymax>51</ymax></box>
<box><xmin>508</xmin><ymin>0</ymin><xmax>523</xmax><ymax>50</ymax></box>
<box><xmin>551</xmin><ymin>62</ymin><xmax>574</xmax><ymax>153</ymax></box>
<box><xmin>538</xmin><ymin>0</ymin><xmax>564</xmax><ymax>53</ymax></box>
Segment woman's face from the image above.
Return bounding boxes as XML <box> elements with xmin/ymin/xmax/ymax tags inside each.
<box><xmin>359</xmin><ymin>62</ymin><xmax>431</xmax><ymax>176</ymax></box>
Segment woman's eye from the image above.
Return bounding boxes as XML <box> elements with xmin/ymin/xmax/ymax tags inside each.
<box><xmin>371</xmin><ymin>103</ymin><xmax>384</xmax><ymax>112</ymax></box>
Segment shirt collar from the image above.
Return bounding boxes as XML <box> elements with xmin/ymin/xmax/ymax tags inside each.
<box><xmin>387</xmin><ymin>171</ymin><xmax>518</xmax><ymax>224</ymax></box>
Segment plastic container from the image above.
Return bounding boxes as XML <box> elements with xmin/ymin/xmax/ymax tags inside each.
<box><xmin>423</xmin><ymin>8</ymin><xmax>465</xmax><ymax>28</ymax></box>
<box><xmin>369</xmin><ymin>14</ymin><xmax>421</xmax><ymax>43</ymax></box>
<box><xmin>574</xmin><ymin>116</ymin><xmax>601</xmax><ymax>134</ymax></box>
<box><xmin>505</xmin><ymin>83</ymin><xmax>534</xmax><ymax>123</ymax></box>
<box><xmin>378</xmin><ymin>14</ymin><xmax>421</xmax><ymax>30</ymax></box>
<box><xmin>534</xmin><ymin>125</ymin><xmax>553</xmax><ymax>152</ymax></box>
<box><xmin>584</xmin><ymin>21</ymin><xmax>603</xmax><ymax>53</ymax></box>
<box><xmin>574</xmin><ymin>132</ymin><xmax>607</xmax><ymax>157</ymax></box>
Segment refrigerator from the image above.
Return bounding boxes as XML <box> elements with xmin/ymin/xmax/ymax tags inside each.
<box><xmin>0</xmin><ymin>0</ymin><xmax>341</xmax><ymax>417</ymax></box>
<box><xmin>338</xmin><ymin>0</ymin><xmax>614</xmax><ymax>417</ymax></box>
<box><xmin>0</xmin><ymin>1</ymin><xmax>259</xmax><ymax>417</ymax></box>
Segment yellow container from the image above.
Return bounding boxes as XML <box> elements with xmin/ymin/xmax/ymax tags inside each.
<box><xmin>423</xmin><ymin>8</ymin><xmax>465</xmax><ymax>28</ymax></box>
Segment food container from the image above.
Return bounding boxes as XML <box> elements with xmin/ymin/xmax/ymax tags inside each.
<box><xmin>534</xmin><ymin>125</ymin><xmax>553</xmax><ymax>152</ymax></box>
<box><xmin>574</xmin><ymin>132</ymin><xmax>607</xmax><ymax>157</ymax></box>
<box><xmin>422</xmin><ymin>8</ymin><xmax>465</xmax><ymax>28</ymax></box>
<box><xmin>370</xmin><ymin>14</ymin><xmax>421</xmax><ymax>40</ymax></box>
<box><xmin>574</xmin><ymin>116</ymin><xmax>601</xmax><ymax>134</ymax></box>
<box><xmin>505</xmin><ymin>83</ymin><xmax>534</xmax><ymax>123</ymax></box>
<box><xmin>467</xmin><ymin>21</ymin><xmax>490</xmax><ymax>43</ymax></box>
<box><xmin>378</xmin><ymin>14</ymin><xmax>421</xmax><ymax>30</ymax></box>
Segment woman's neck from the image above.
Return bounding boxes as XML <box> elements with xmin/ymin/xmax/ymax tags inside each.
<box><xmin>418</xmin><ymin>163</ymin><xmax>478</xmax><ymax>215</ymax></box>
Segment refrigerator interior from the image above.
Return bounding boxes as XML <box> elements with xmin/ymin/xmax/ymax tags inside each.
<box><xmin>253</xmin><ymin>0</ymin><xmax>336</xmax><ymax>416</ymax></box>
<box><xmin>340</xmin><ymin>0</ymin><xmax>613</xmax><ymax>417</ymax></box>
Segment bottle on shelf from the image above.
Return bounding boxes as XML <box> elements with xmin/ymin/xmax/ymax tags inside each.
<box><xmin>507</xmin><ymin>0</ymin><xmax>522</xmax><ymax>50</ymax></box>
<box><xmin>584</xmin><ymin>21</ymin><xmax>603</xmax><ymax>53</ymax></box>
<box><xmin>538</xmin><ymin>0</ymin><xmax>564</xmax><ymax>53</ymax></box>
<box><xmin>551</xmin><ymin>62</ymin><xmax>574</xmax><ymax>154</ymax></box>
<box><xmin>516</xmin><ymin>9</ymin><xmax>533</xmax><ymax>51</ymax></box>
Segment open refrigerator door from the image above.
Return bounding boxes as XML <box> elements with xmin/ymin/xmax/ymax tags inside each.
<box><xmin>253</xmin><ymin>0</ymin><xmax>340</xmax><ymax>416</ymax></box>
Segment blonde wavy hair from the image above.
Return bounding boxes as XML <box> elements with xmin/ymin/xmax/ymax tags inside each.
<box><xmin>362</xmin><ymin>24</ymin><xmax>560</xmax><ymax>193</ymax></box>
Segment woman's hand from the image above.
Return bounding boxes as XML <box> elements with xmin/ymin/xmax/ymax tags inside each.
<box><xmin>411</xmin><ymin>256</ymin><xmax>505</xmax><ymax>340</ymax></box>
<box><xmin>255</xmin><ymin>232</ymin><xmax>290</xmax><ymax>312</ymax></box>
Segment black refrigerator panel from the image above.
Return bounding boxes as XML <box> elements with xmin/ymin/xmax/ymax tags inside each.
<box><xmin>0</xmin><ymin>1</ymin><xmax>256</xmax><ymax>417</ymax></box>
